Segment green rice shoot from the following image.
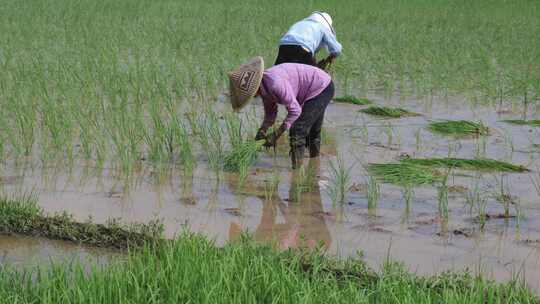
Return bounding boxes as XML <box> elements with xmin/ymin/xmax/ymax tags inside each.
<box><xmin>500</xmin><ymin>119</ymin><xmax>540</xmax><ymax>127</ymax></box>
<box><xmin>359</xmin><ymin>106</ymin><xmax>419</xmax><ymax>118</ymax></box>
<box><xmin>401</xmin><ymin>158</ymin><xmax>528</xmax><ymax>172</ymax></box>
<box><xmin>223</xmin><ymin>140</ymin><xmax>265</xmax><ymax>172</ymax></box>
<box><xmin>367</xmin><ymin>163</ymin><xmax>442</xmax><ymax>186</ymax></box>
<box><xmin>427</xmin><ymin>120</ymin><xmax>489</xmax><ymax>136</ymax></box>
<box><xmin>334</xmin><ymin>96</ymin><xmax>372</xmax><ymax>105</ymax></box>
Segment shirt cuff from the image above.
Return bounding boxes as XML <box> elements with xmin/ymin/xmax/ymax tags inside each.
<box><xmin>281</xmin><ymin>121</ymin><xmax>292</xmax><ymax>130</ymax></box>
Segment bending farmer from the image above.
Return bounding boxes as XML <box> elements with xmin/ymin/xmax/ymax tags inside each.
<box><xmin>228</xmin><ymin>57</ymin><xmax>334</xmax><ymax>169</ymax></box>
<box><xmin>275</xmin><ymin>11</ymin><xmax>342</xmax><ymax>69</ymax></box>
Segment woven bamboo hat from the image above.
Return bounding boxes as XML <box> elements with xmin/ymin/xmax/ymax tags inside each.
<box><xmin>228</xmin><ymin>56</ymin><xmax>264</xmax><ymax>111</ymax></box>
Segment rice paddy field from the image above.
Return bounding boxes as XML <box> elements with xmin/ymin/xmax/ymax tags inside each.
<box><xmin>1</xmin><ymin>0</ymin><xmax>540</xmax><ymax>302</ymax></box>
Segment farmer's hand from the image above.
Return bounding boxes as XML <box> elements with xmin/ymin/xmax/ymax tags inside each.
<box><xmin>317</xmin><ymin>54</ymin><xmax>336</xmax><ymax>70</ymax></box>
<box><xmin>264</xmin><ymin>125</ymin><xmax>286</xmax><ymax>148</ymax></box>
<box><xmin>255</xmin><ymin>128</ymin><xmax>267</xmax><ymax>141</ymax></box>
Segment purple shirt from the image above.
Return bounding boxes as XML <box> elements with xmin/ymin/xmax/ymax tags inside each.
<box><xmin>259</xmin><ymin>63</ymin><xmax>331</xmax><ymax>130</ymax></box>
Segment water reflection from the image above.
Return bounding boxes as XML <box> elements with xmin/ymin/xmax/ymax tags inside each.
<box><xmin>229</xmin><ymin>158</ymin><xmax>331</xmax><ymax>250</ymax></box>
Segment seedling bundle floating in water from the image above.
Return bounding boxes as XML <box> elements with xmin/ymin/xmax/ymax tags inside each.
<box><xmin>367</xmin><ymin>163</ymin><xmax>442</xmax><ymax>186</ymax></box>
<box><xmin>500</xmin><ymin>119</ymin><xmax>540</xmax><ymax>127</ymax></box>
<box><xmin>359</xmin><ymin>106</ymin><xmax>419</xmax><ymax>118</ymax></box>
<box><xmin>401</xmin><ymin>157</ymin><xmax>528</xmax><ymax>172</ymax></box>
<box><xmin>427</xmin><ymin>120</ymin><xmax>488</xmax><ymax>136</ymax></box>
<box><xmin>369</xmin><ymin>157</ymin><xmax>528</xmax><ymax>186</ymax></box>
<box><xmin>333</xmin><ymin>96</ymin><xmax>372</xmax><ymax>105</ymax></box>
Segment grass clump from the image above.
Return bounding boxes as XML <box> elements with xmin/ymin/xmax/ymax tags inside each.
<box><xmin>500</xmin><ymin>119</ymin><xmax>540</xmax><ymax>127</ymax></box>
<box><xmin>359</xmin><ymin>106</ymin><xmax>419</xmax><ymax>118</ymax></box>
<box><xmin>333</xmin><ymin>96</ymin><xmax>372</xmax><ymax>105</ymax></box>
<box><xmin>427</xmin><ymin>120</ymin><xmax>489</xmax><ymax>136</ymax></box>
<box><xmin>401</xmin><ymin>158</ymin><xmax>528</xmax><ymax>172</ymax></box>
<box><xmin>0</xmin><ymin>193</ymin><xmax>163</xmax><ymax>249</ymax></box>
<box><xmin>223</xmin><ymin>140</ymin><xmax>265</xmax><ymax>172</ymax></box>
<box><xmin>0</xmin><ymin>232</ymin><xmax>536</xmax><ymax>303</ymax></box>
<box><xmin>367</xmin><ymin>163</ymin><xmax>442</xmax><ymax>186</ymax></box>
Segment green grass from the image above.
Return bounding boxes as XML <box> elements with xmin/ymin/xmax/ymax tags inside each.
<box><xmin>368</xmin><ymin>163</ymin><xmax>443</xmax><ymax>186</ymax></box>
<box><xmin>401</xmin><ymin>158</ymin><xmax>528</xmax><ymax>172</ymax></box>
<box><xmin>427</xmin><ymin>120</ymin><xmax>489</xmax><ymax>136</ymax></box>
<box><xmin>500</xmin><ymin>120</ymin><xmax>540</xmax><ymax>127</ymax></box>
<box><xmin>0</xmin><ymin>232</ymin><xmax>537</xmax><ymax>304</ymax></box>
<box><xmin>0</xmin><ymin>193</ymin><xmax>163</xmax><ymax>249</ymax></box>
<box><xmin>359</xmin><ymin>106</ymin><xmax>419</xmax><ymax>118</ymax></box>
<box><xmin>333</xmin><ymin>96</ymin><xmax>372</xmax><ymax>105</ymax></box>
<box><xmin>0</xmin><ymin>0</ymin><xmax>539</xmax><ymax>168</ymax></box>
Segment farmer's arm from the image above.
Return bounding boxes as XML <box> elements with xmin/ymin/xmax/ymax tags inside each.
<box><xmin>262</xmin><ymin>82</ymin><xmax>300</xmax><ymax>147</ymax></box>
<box><xmin>273</xmin><ymin>82</ymin><xmax>301</xmax><ymax>131</ymax></box>
<box><xmin>260</xmin><ymin>98</ymin><xmax>278</xmax><ymax>131</ymax></box>
<box><xmin>322</xmin><ymin>28</ymin><xmax>342</xmax><ymax>57</ymax></box>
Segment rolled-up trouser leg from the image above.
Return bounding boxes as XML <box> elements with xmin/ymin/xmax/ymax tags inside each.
<box><xmin>289</xmin><ymin>81</ymin><xmax>334</xmax><ymax>168</ymax></box>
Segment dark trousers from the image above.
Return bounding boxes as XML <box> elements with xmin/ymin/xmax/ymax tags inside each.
<box><xmin>275</xmin><ymin>45</ymin><xmax>317</xmax><ymax>66</ymax></box>
<box><xmin>289</xmin><ymin>81</ymin><xmax>334</xmax><ymax>167</ymax></box>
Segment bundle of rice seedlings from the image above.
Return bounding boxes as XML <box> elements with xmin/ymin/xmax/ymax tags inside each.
<box><xmin>427</xmin><ymin>120</ymin><xmax>488</xmax><ymax>136</ymax></box>
<box><xmin>223</xmin><ymin>140</ymin><xmax>265</xmax><ymax>172</ymax></box>
<box><xmin>359</xmin><ymin>106</ymin><xmax>418</xmax><ymax>118</ymax></box>
<box><xmin>500</xmin><ymin>119</ymin><xmax>540</xmax><ymax>127</ymax></box>
<box><xmin>367</xmin><ymin>163</ymin><xmax>442</xmax><ymax>186</ymax></box>
<box><xmin>401</xmin><ymin>157</ymin><xmax>528</xmax><ymax>172</ymax></box>
<box><xmin>333</xmin><ymin>96</ymin><xmax>372</xmax><ymax>105</ymax></box>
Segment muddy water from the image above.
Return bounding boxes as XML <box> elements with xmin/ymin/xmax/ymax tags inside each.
<box><xmin>2</xmin><ymin>95</ymin><xmax>540</xmax><ymax>291</ymax></box>
<box><xmin>0</xmin><ymin>235</ymin><xmax>118</xmax><ymax>269</ymax></box>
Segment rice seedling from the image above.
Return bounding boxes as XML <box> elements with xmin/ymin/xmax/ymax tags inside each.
<box><xmin>367</xmin><ymin>176</ymin><xmax>380</xmax><ymax>214</ymax></box>
<box><xmin>500</xmin><ymin>119</ymin><xmax>540</xmax><ymax>127</ymax></box>
<box><xmin>224</xmin><ymin>112</ymin><xmax>244</xmax><ymax>151</ymax></box>
<box><xmin>414</xmin><ymin>128</ymin><xmax>423</xmax><ymax>152</ymax></box>
<box><xmin>401</xmin><ymin>185</ymin><xmax>414</xmax><ymax>217</ymax></box>
<box><xmin>437</xmin><ymin>175</ymin><xmax>450</xmax><ymax>221</ymax></box>
<box><xmin>290</xmin><ymin>164</ymin><xmax>317</xmax><ymax>202</ymax></box>
<box><xmin>223</xmin><ymin>140</ymin><xmax>265</xmax><ymax>184</ymax></box>
<box><xmin>333</xmin><ymin>96</ymin><xmax>372</xmax><ymax>105</ymax></box>
<box><xmin>427</xmin><ymin>120</ymin><xmax>489</xmax><ymax>136</ymax></box>
<box><xmin>264</xmin><ymin>170</ymin><xmax>281</xmax><ymax>201</ymax></box>
<box><xmin>493</xmin><ymin>174</ymin><xmax>514</xmax><ymax>219</ymax></box>
<box><xmin>400</xmin><ymin>157</ymin><xmax>528</xmax><ymax>172</ymax></box>
<box><xmin>359</xmin><ymin>106</ymin><xmax>419</xmax><ymax>118</ymax></box>
<box><xmin>382</xmin><ymin>122</ymin><xmax>395</xmax><ymax>147</ymax></box>
<box><xmin>367</xmin><ymin>163</ymin><xmax>442</xmax><ymax>186</ymax></box>
<box><xmin>465</xmin><ymin>176</ymin><xmax>488</xmax><ymax>229</ymax></box>
<box><xmin>474</xmin><ymin>134</ymin><xmax>488</xmax><ymax>158</ymax></box>
<box><xmin>327</xmin><ymin>156</ymin><xmax>353</xmax><ymax>204</ymax></box>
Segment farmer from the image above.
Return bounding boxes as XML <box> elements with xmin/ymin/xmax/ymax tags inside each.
<box><xmin>228</xmin><ymin>56</ymin><xmax>334</xmax><ymax>169</ymax></box>
<box><xmin>275</xmin><ymin>11</ymin><xmax>342</xmax><ymax>69</ymax></box>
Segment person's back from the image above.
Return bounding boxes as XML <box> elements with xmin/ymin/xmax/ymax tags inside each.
<box><xmin>275</xmin><ymin>12</ymin><xmax>342</xmax><ymax>67</ymax></box>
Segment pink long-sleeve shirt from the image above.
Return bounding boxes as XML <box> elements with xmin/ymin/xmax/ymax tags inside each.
<box><xmin>259</xmin><ymin>63</ymin><xmax>331</xmax><ymax>130</ymax></box>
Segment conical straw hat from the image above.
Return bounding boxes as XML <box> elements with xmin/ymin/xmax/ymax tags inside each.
<box><xmin>228</xmin><ymin>56</ymin><xmax>264</xmax><ymax>111</ymax></box>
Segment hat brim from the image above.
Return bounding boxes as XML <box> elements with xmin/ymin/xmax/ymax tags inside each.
<box><xmin>228</xmin><ymin>57</ymin><xmax>264</xmax><ymax>111</ymax></box>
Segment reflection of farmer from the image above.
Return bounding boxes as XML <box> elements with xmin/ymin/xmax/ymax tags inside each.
<box><xmin>228</xmin><ymin>57</ymin><xmax>335</xmax><ymax>169</ymax></box>
<box><xmin>276</xmin><ymin>12</ymin><xmax>342</xmax><ymax>70</ymax></box>
<box><xmin>229</xmin><ymin>159</ymin><xmax>331</xmax><ymax>250</ymax></box>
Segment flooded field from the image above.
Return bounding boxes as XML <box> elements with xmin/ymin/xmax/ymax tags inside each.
<box><xmin>2</xmin><ymin>95</ymin><xmax>539</xmax><ymax>291</ymax></box>
<box><xmin>0</xmin><ymin>234</ymin><xmax>117</xmax><ymax>269</ymax></box>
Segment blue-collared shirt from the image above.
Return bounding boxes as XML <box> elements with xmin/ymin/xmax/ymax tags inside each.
<box><xmin>279</xmin><ymin>17</ymin><xmax>342</xmax><ymax>56</ymax></box>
